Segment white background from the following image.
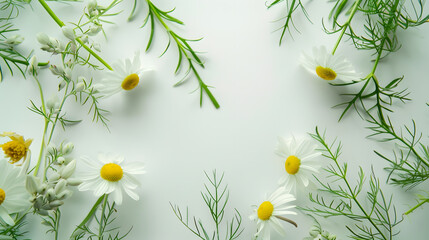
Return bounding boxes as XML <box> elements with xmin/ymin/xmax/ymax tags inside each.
<box><xmin>1</xmin><ymin>0</ymin><xmax>429</xmax><ymax>239</ymax></box>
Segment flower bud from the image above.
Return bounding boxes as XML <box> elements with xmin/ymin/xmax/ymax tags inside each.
<box><xmin>46</xmin><ymin>95</ymin><xmax>60</xmax><ymax>112</ymax></box>
<box><xmin>75</xmin><ymin>81</ymin><xmax>85</xmax><ymax>92</ymax></box>
<box><xmin>62</xmin><ymin>142</ymin><xmax>74</xmax><ymax>155</ymax></box>
<box><xmin>62</xmin><ymin>26</ymin><xmax>75</xmax><ymax>41</ymax></box>
<box><xmin>58</xmin><ymin>80</ymin><xmax>66</xmax><ymax>91</ymax></box>
<box><xmin>60</xmin><ymin>159</ymin><xmax>76</xmax><ymax>179</ymax></box>
<box><xmin>55</xmin><ymin>179</ymin><xmax>67</xmax><ymax>194</ymax></box>
<box><xmin>36</xmin><ymin>33</ymin><xmax>50</xmax><ymax>45</ymax></box>
<box><xmin>56</xmin><ymin>189</ymin><xmax>72</xmax><ymax>200</ymax></box>
<box><xmin>87</xmin><ymin>0</ymin><xmax>97</xmax><ymax>12</ymax></box>
<box><xmin>46</xmin><ymin>188</ymin><xmax>57</xmax><ymax>202</ymax></box>
<box><xmin>4</xmin><ymin>35</ymin><xmax>24</xmax><ymax>46</ymax></box>
<box><xmin>28</xmin><ymin>56</ymin><xmax>39</xmax><ymax>76</ymax></box>
<box><xmin>49</xmin><ymin>200</ymin><xmax>64</xmax><ymax>208</ymax></box>
<box><xmin>57</xmin><ymin>157</ymin><xmax>66</xmax><ymax>164</ymax></box>
<box><xmin>67</xmin><ymin>178</ymin><xmax>83</xmax><ymax>186</ymax></box>
<box><xmin>49</xmin><ymin>65</ymin><xmax>64</xmax><ymax>76</ymax></box>
<box><xmin>47</xmin><ymin>142</ymin><xmax>57</xmax><ymax>155</ymax></box>
<box><xmin>48</xmin><ymin>172</ymin><xmax>61</xmax><ymax>182</ymax></box>
<box><xmin>88</xmin><ymin>24</ymin><xmax>102</xmax><ymax>36</ymax></box>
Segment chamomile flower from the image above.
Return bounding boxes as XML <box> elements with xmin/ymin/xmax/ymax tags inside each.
<box><xmin>275</xmin><ymin>136</ymin><xmax>321</xmax><ymax>193</ymax></box>
<box><xmin>0</xmin><ymin>159</ymin><xmax>30</xmax><ymax>225</ymax></box>
<box><xmin>300</xmin><ymin>46</ymin><xmax>358</xmax><ymax>83</ymax></box>
<box><xmin>95</xmin><ymin>52</ymin><xmax>145</xmax><ymax>97</ymax></box>
<box><xmin>0</xmin><ymin>132</ymin><xmax>32</xmax><ymax>164</ymax></box>
<box><xmin>78</xmin><ymin>153</ymin><xmax>145</xmax><ymax>205</ymax></box>
<box><xmin>249</xmin><ymin>187</ymin><xmax>297</xmax><ymax>240</ymax></box>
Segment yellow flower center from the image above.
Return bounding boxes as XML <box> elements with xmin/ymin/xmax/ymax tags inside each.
<box><xmin>1</xmin><ymin>140</ymin><xmax>27</xmax><ymax>163</ymax></box>
<box><xmin>285</xmin><ymin>155</ymin><xmax>301</xmax><ymax>175</ymax></box>
<box><xmin>121</xmin><ymin>73</ymin><xmax>139</xmax><ymax>90</ymax></box>
<box><xmin>100</xmin><ymin>163</ymin><xmax>123</xmax><ymax>182</ymax></box>
<box><xmin>315</xmin><ymin>66</ymin><xmax>337</xmax><ymax>80</ymax></box>
<box><xmin>257</xmin><ymin>201</ymin><xmax>274</xmax><ymax>220</ymax></box>
<box><xmin>0</xmin><ymin>188</ymin><xmax>5</xmax><ymax>205</ymax></box>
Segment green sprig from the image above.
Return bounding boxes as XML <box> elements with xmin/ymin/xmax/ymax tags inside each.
<box><xmin>171</xmin><ymin>170</ymin><xmax>243</xmax><ymax>240</ymax></box>
<box><xmin>141</xmin><ymin>0</ymin><xmax>220</xmax><ymax>109</ymax></box>
<box><xmin>268</xmin><ymin>0</ymin><xmax>312</xmax><ymax>45</ymax></box>
<box><xmin>301</xmin><ymin>127</ymin><xmax>400</xmax><ymax>240</ymax></box>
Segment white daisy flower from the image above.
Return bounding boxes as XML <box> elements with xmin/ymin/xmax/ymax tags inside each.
<box><xmin>249</xmin><ymin>187</ymin><xmax>297</xmax><ymax>240</ymax></box>
<box><xmin>275</xmin><ymin>136</ymin><xmax>321</xmax><ymax>193</ymax></box>
<box><xmin>95</xmin><ymin>52</ymin><xmax>146</xmax><ymax>97</ymax></box>
<box><xmin>78</xmin><ymin>153</ymin><xmax>145</xmax><ymax>205</ymax></box>
<box><xmin>0</xmin><ymin>159</ymin><xmax>30</xmax><ymax>225</ymax></box>
<box><xmin>300</xmin><ymin>46</ymin><xmax>358</xmax><ymax>83</ymax></box>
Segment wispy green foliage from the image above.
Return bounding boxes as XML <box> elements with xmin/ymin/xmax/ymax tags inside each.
<box><xmin>368</xmin><ymin>115</ymin><xmax>429</xmax><ymax>189</ymax></box>
<box><xmin>140</xmin><ymin>0</ymin><xmax>220</xmax><ymax>109</ymax></box>
<box><xmin>326</xmin><ymin>0</ymin><xmax>429</xmax><ymax>123</ymax></box>
<box><xmin>72</xmin><ymin>195</ymin><xmax>131</xmax><ymax>240</ymax></box>
<box><xmin>301</xmin><ymin>127</ymin><xmax>400</xmax><ymax>240</ymax></box>
<box><xmin>0</xmin><ymin>213</ymin><xmax>28</xmax><ymax>240</ymax></box>
<box><xmin>267</xmin><ymin>0</ymin><xmax>311</xmax><ymax>45</ymax></box>
<box><xmin>171</xmin><ymin>170</ymin><xmax>243</xmax><ymax>240</ymax></box>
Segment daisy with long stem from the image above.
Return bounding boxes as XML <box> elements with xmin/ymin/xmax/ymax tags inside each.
<box><xmin>250</xmin><ymin>187</ymin><xmax>297</xmax><ymax>240</ymax></box>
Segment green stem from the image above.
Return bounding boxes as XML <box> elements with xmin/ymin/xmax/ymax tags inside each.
<box><xmin>37</xmin><ymin>0</ymin><xmax>113</xmax><ymax>71</ymax></box>
<box><xmin>331</xmin><ymin>0</ymin><xmax>362</xmax><ymax>55</ymax></box>
<box><xmin>33</xmin><ymin>76</ymin><xmax>49</xmax><ymax>177</ymax></box>
<box><xmin>320</xmin><ymin>131</ymin><xmax>389</xmax><ymax>240</ymax></box>
<box><xmin>405</xmin><ymin>198</ymin><xmax>429</xmax><ymax>215</ymax></box>
<box><xmin>147</xmin><ymin>0</ymin><xmax>220</xmax><ymax>109</ymax></box>
<box><xmin>47</xmin><ymin>83</ymin><xmax>70</xmax><ymax>144</ymax></box>
<box><xmin>0</xmin><ymin>53</ymin><xmax>48</xmax><ymax>66</ymax></box>
<box><xmin>70</xmin><ymin>195</ymin><xmax>105</xmax><ymax>238</ymax></box>
<box><xmin>98</xmin><ymin>194</ymin><xmax>108</xmax><ymax>239</ymax></box>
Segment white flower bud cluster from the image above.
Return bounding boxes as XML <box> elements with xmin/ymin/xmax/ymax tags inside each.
<box><xmin>47</xmin><ymin>141</ymin><xmax>75</xmax><ymax>164</ymax></box>
<box><xmin>303</xmin><ymin>225</ymin><xmax>336</xmax><ymax>240</ymax></box>
<box><xmin>26</xmin><ymin>159</ymin><xmax>81</xmax><ymax>215</ymax></box>
<box><xmin>37</xmin><ymin>33</ymin><xmax>65</xmax><ymax>54</ymax></box>
<box><xmin>86</xmin><ymin>0</ymin><xmax>104</xmax><ymax>36</ymax></box>
<box><xmin>2</xmin><ymin>34</ymin><xmax>24</xmax><ymax>47</ymax></box>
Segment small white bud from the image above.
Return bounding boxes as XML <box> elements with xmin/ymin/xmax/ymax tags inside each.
<box><xmin>49</xmin><ymin>200</ymin><xmax>64</xmax><ymax>208</ymax></box>
<box><xmin>55</xmin><ymin>179</ymin><xmax>67</xmax><ymax>194</ymax></box>
<box><xmin>36</xmin><ymin>33</ymin><xmax>50</xmax><ymax>45</ymax></box>
<box><xmin>4</xmin><ymin>35</ymin><xmax>24</xmax><ymax>46</ymax></box>
<box><xmin>62</xmin><ymin>26</ymin><xmax>75</xmax><ymax>41</ymax></box>
<box><xmin>88</xmin><ymin>24</ymin><xmax>102</xmax><ymax>36</ymax></box>
<box><xmin>49</xmin><ymin>65</ymin><xmax>64</xmax><ymax>76</ymax></box>
<box><xmin>46</xmin><ymin>95</ymin><xmax>60</xmax><ymax>112</ymax></box>
<box><xmin>64</xmin><ymin>67</ymin><xmax>72</xmax><ymax>80</ymax></box>
<box><xmin>62</xmin><ymin>142</ymin><xmax>74</xmax><ymax>155</ymax></box>
<box><xmin>58</xmin><ymin>80</ymin><xmax>66</xmax><ymax>91</ymax></box>
<box><xmin>37</xmin><ymin>183</ymin><xmax>48</xmax><ymax>194</ymax></box>
<box><xmin>47</xmin><ymin>142</ymin><xmax>57</xmax><ymax>155</ymax></box>
<box><xmin>28</xmin><ymin>56</ymin><xmax>39</xmax><ymax>76</ymax></box>
<box><xmin>87</xmin><ymin>0</ymin><xmax>97</xmax><ymax>12</ymax></box>
<box><xmin>60</xmin><ymin>159</ymin><xmax>76</xmax><ymax>179</ymax></box>
<box><xmin>48</xmin><ymin>172</ymin><xmax>61</xmax><ymax>182</ymax></box>
<box><xmin>46</xmin><ymin>188</ymin><xmax>57</xmax><ymax>202</ymax></box>
<box><xmin>75</xmin><ymin>81</ymin><xmax>85</xmax><ymax>92</ymax></box>
<box><xmin>66</xmin><ymin>178</ymin><xmax>83</xmax><ymax>186</ymax></box>
<box><xmin>57</xmin><ymin>157</ymin><xmax>65</xmax><ymax>164</ymax></box>
<box><xmin>56</xmin><ymin>189</ymin><xmax>73</xmax><ymax>200</ymax></box>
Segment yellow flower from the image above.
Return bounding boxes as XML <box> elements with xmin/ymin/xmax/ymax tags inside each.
<box><xmin>0</xmin><ymin>132</ymin><xmax>32</xmax><ymax>164</ymax></box>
